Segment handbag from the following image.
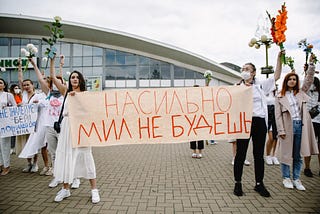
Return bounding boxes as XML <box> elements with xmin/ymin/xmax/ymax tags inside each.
<box><xmin>54</xmin><ymin>93</ymin><xmax>67</xmax><ymax>133</ymax></box>
<box><xmin>309</xmin><ymin>105</ymin><xmax>319</xmax><ymax>119</ymax></box>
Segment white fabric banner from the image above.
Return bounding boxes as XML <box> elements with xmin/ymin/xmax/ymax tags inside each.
<box><xmin>0</xmin><ymin>104</ymin><xmax>38</xmax><ymax>137</ymax></box>
<box><xmin>68</xmin><ymin>85</ymin><xmax>252</xmax><ymax>148</ymax></box>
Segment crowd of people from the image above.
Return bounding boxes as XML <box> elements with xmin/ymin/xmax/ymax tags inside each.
<box><xmin>0</xmin><ymin>50</ymin><xmax>319</xmax><ymax>203</ymax></box>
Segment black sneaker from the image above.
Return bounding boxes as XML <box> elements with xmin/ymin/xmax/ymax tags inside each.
<box><xmin>304</xmin><ymin>168</ymin><xmax>313</xmax><ymax>177</ymax></box>
<box><xmin>254</xmin><ymin>183</ymin><xmax>270</xmax><ymax>197</ymax></box>
<box><xmin>233</xmin><ymin>183</ymin><xmax>243</xmax><ymax>196</ymax></box>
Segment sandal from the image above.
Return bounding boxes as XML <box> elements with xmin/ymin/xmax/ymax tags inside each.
<box><xmin>1</xmin><ymin>167</ymin><xmax>10</xmax><ymax>176</ymax></box>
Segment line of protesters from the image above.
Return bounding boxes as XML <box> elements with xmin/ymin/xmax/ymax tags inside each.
<box><xmin>1</xmin><ymin>50</ymin><xmax>319</xmax><ymax>202</ymax></box>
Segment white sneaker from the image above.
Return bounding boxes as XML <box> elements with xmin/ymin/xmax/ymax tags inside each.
<box><xmin>49</xmin><ymin>178</ymin><xmax>61</xmax><ymax>188</ymax></box>
<box><xmin>231</xmin><ymin>158</ymin><xmax>234</xmax><ymax>165</ymax></box>
<box><xmin>40</xmin><ymin>167</ymin><xmax>49</xmax><ymax>175</ymax></box>
<box><xmin>192</xmin><ymin>153</ymin><xmax>197</xmax><ymax>158</ymax></box>
<box><xmin>22</xmin><ymin>163</ymin><xmax>32</xmax><ymax>173</ymax></box>
<box><xmin>197</xmin><ymin>154</ymin><xmax>203</xmax><ymax>159</ymax></box>
<box><xmin>30</xmin><ymin>163</ymin><xmax>38</xmax><ymax>173</ymax></box>
<box><xmin>91</xmin><ymin>189</ymin><xmax>100</xmax><ymax>203</ymax></box>
<box><xmin>272</xmin><ymin>156</ymin><xmax>280</xmax><ymax>165</ymax></box>
<box><xmin>54</xmin><ymin>188</ymin><xmax>71</xmax><ymax>202</ymax></box>
<box><xmin>265</xmin><ymin>156</ymin><xmax>273</xmax><ymax>165</ymax></box>
<box><xmin>282</xmin><ymin>178</ymin><xmax>293</xmax><ymax>189</ymax></box>
<box><xmin>244</xmin><ymin>160</ymin><xmax>250</xmax><ymax>166</ymax></box>
<box><xmin>45</xmin><ymin>167</ymin><xmax>53</xmax><ymax>176</ymax></box>
<box><xmin>71</xmin><ymin>178</ymin><xmax>81</xmax><ymax>189</ymax></box>
<box><xmin>293</xmin><ymin>179</ymin><xmax>306</xmax><ymax>191</ymax></box>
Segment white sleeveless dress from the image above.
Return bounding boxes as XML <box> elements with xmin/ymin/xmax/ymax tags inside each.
<box><xmin>53</xmin><ymin>96</ymin><xmax>96</xmax><ymax>184</ymax></box>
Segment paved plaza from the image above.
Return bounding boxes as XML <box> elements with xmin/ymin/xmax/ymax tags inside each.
<box><xmin>0</xmin><ymin>141</ymin><xmax>320</xmax><ymax>213</ymax></box>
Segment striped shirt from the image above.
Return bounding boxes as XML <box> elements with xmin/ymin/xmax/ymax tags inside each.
<box><xmin>286</xmin><ymin>91</ymin><xmax>301</xmax><ymax>120</ymax></box>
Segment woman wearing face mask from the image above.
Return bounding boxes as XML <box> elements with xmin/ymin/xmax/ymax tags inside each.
<box><xmin>233</xmin><ymin>51</ymin><xmax>283</xmax><ymax>197</ymax></box>
<box><xmin>50</xmin><ymin>57</ymin><xmax>100</xmax><ymax>203</ymax></box>
<box><xmin>0</xmin><ymin>78</ymin><xmax>17</xmax><ymax>175</ymax></box>
<box><xmin>275</xmin><ymin>55</ymin><xmax>318</xmax><ymax>190</ymax></box>
<box><xmin>9</xmin><ymin>84</ymin><xmax>22</xmax><ymax>106</ymax></box>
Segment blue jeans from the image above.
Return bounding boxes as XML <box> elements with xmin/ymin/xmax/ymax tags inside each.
<box><xmin>281</xmin><ymin>120</ymin><xmax>302</xmax><ymax>180</ymax></box>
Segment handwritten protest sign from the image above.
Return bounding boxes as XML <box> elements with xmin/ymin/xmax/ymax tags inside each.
<box><xmin>69</xmin><ymin>86</ymin><xmax>252</xmax><ymax>148</ymax></box>
<box><xmin>0</xmin><ymin>104</ymin><xmax>38</xmax><ymax>138</ymax></box>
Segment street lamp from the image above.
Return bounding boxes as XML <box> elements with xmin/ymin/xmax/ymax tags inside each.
<box><xmin>248</xmin><ymin>35</ymin><xmax>274</xmax><ymax>78</ymax></box>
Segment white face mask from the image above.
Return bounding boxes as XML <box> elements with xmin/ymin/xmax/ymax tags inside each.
<box><xmin>241</xmin><ymin>71</ymin><xmax>251</xmax><ymax>81</ymax></box>
<box><xmin>14</xmin><ymin>89</ymin><xmax>21</xmax><ymax>94</ymax></box>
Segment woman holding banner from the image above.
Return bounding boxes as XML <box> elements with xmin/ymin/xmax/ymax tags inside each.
<box><xmin>233</xmin><ymin>51</ymin><xmax>283</xmax><ymax>197</ymax></box>
<box><xmin>0</xmin><ymin>78</ymin><xmax>17</xmax><ymax>175</ymax></box>
<box><xmin>50</xmin><ymin>56</ymin><xmax>100</xmax><ymax>204</ymax></box>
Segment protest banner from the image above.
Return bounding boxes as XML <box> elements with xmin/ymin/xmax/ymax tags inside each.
<box><xmin>69</xmin><ymin>85</ymin><xmax>253</xmax><ymax>148</ymax></box>
<box><xmin>0</xmin><ymin>103</ymin><xmax>38</xmax><ymax>137</ymax></box>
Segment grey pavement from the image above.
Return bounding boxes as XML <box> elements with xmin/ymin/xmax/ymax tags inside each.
<box><xmin>0</xmin><ymin>141</ymin><xmax>320</xmax><ymax>214</ymax></box>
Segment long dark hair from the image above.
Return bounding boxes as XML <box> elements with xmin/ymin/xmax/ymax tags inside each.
<box><xmin>280</xmin><ymin>72</ymin><xmax>300</xmax><ymax>96</ymax></box>
<box><xmin>67</xmin><ymin>70</ymin><xmax>86</xmax><ymax>92</ymax></box>
<box><xmin>0</xmin><ymin>78</ymin><xmax>8</xmax><ymax>92</ymax></box>
<box><xmin>313</xmin><ymin>77</ymin><xmax>320</xmax><ymax>102</ymax></box>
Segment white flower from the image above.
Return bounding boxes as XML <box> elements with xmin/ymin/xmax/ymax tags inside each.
<box><xmin>42</xmin><ymin>57</ymin><xmax>48</xmax><ymax>63</ymax></box>
<box><xmin>26</xmin><ymin>43</ymin><xmax>34</xmax><ymax>50</ymax></box>
<box><xmin>204</xmin><ymin>70</ymin><xmax>213</xmax><ymax>79</ymax></box>
<box><xmin>21</xmin><ymin>48</ymin><xmax>28</xmax><ymax>56</ymax></box>
<box><xmin>66</xmin><ymin>71</ymin><xmax>71</xmax><ymax>75</ymax></box>
<box><xmin>31</xmin><ymin>47</ymin><xmax>38</xmax><ymax>54</ymax></box>
<box><xmin>54</xmin><ymin>16</ymin><xmax>62</xmax><ymax>22</ymax></box>
<box><xmin>0</xmin><ymin>67</ymin><xmax>6</xmax><ymax>72</ymax></box>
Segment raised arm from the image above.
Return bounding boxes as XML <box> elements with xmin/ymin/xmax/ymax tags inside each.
<box><xmin>273</xmin><ymin>50</ymin><xmax>284</xmax><ymax>81</ymax></box>
<box><xmin>58</xmin><ymin>55</ymin><xmax>64</xmax><ymax>77</ymax></box>
<box><xmin>18</xmin><ymin>58</ymin><xmax>23</xmax><ymax>89</ymax></box>
<box><xmin>301</xmin><ymin>54</ymin><xmax>317</xmax><ymax>92</ymax></box>
<box><xmin>50</xmin><ymin>56</ymin><xmax>67</xmax><ymax>95</ymax></box>
<box><xmin>29</xmin><ymin>58</ymin><xmax>50</xmax><ymax>95</ymax></box>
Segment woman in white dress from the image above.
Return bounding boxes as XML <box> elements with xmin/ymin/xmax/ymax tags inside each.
<box><xmin>0</xmin><ymin>78</ymin><xmax>17</xmax><ymax>176</ymax></box>
<box><xmin>19</xmin><ymin>58</ymin><xmax>51</xmax><ymax>175</ymax></box>
<box><xmin>50</xmin><ymin>57</ymin><xmax>100</xmax><ymax>204</ymax></box>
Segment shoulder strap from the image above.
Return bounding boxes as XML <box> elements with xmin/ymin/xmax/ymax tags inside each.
<box><xmin>58</xmin><ymin>93</ymin><xmax>68</xmax><ymax>123</ymax></box>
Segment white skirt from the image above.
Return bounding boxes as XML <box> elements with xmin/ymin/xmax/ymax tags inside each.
<box><xmin>54</xmin><ymin>116</ymin><xmax>96</xmax><ymax>184</ymax></box>
<box><xmin>18</xmin><ymin>125</ymin><xmax>47</xmax><ymax>158</ymax></box>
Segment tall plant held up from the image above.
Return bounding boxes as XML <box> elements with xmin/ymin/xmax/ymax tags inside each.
<box><xmin>42</xmin><ymin>16</ymin><xmax>64</xmax><ymax>68</ymax></box>
<box><xmin>267</xmin><ymin>3</ymin><xmax>288</xmax><ymax>64</ymax></box>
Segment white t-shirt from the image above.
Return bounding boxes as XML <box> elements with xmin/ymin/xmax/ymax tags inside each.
<box><xmin>0</xmin><ymin>91</ymin><xmax>16</xmax><ymax>107</ymax></box>
<box><xmin>42</xmin><ymin>92</ymin><xmax>64</xmax><ymax>127</ymax></box>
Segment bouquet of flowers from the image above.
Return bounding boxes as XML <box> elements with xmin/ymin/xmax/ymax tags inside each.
<box><xmin>298</xmin><ymin>38</ymin><xmax>318</xmax><ymax>65</ymax></box>
<box><xmin>267</xmin><ymin>3</ymin><xmax>288</xmax><ymax>64</ymax></box>
<box><xmin>42</xmin><ymin>16</ymin><xmax>64</xmax><ymax>68</ymax></box>
<box><xmin>285</xmin><ymin>56</ymin><xmax>295</xmax><ymax>71</ymax></box>
<box><xmin>204</xmin><ymin>70</ymin><xmax>213</xmax><ymax>86</ymax></box>
<box><xmin>20</xmin><ymin>43</ymin><xmax>38</xmax><ymax>71</ymax></box>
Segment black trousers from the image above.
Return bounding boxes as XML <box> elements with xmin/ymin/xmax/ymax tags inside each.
<box><xmin>234</xmin><ymin>117</ymin><xmax>267</xmax><ymax>183</ymax></box>
<box><xmin>190</xmin><ymin>140</ymin><xmax>204</xmax><ymax>150</ymax></box>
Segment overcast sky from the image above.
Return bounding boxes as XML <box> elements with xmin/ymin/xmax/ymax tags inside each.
<box><xmin>1</xmin><ymin>0</ymin><xmax>320</xmax><ymax>79</ymax></box>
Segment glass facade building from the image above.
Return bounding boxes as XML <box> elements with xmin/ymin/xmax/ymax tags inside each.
<box><xmin>0</xmin><ymin>15</ymin><xmax>241</xmax><ymax>90</ymax></box>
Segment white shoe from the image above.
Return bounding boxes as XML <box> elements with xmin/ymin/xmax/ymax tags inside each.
<box><xmin>22</xmin><ymin>163</ymin><xmax>32</xmax><ymax>173</ymax></box>
<box><xmin>282</xmin><ymin>178</ymin><xmax>293</xmax><ymax>189</ymax></box>
<box><xmin>45</xmin><ymin>167</ymin><xmax>53</xmax><ymax>176</ymax></box>
<box><xmin>192</xmin><ymin>153</ymin><xmax>197</xmax><ymax>158</ymax></box>
<box><xmin>231</xmin><ymin>158</ymin><xmax>234</xmax><ymax>165</ymax></box>
<box><xmin>272</xmin><ymin>156</ymin><xmax>280</xmax><ymax>165</ymax></box>
<box><xmin>244</xmin><ymin>160</ymin><xmax>250</xmax><ymax>166</ymax></box>
<box><xmin>49</xmin><ymin>178</ymin><xmax>61</xmax><ymax>188</ymax></box>
<box><xmin>54</xmin><ymin>188</ymin><xmax>71</xmax><ymax>202</ymax></box>
<box><xmin>197</xmin><ymin>154</ymin><xmax>203</xmax><ymax>159</ymax></box>
<box><xmin>91</xmin><ymin>189</ymin><xmax>100</xmax><ymax>203</ymax></box>
<box><xmin>265</xmin><ymin>156</ymin><xmax>273</xmax><ymax>165</ymax></box>
<box><xmin>30</xmin><ymin>163</ymin><xmax>38</xmax><ymax>173</ymax></box>
<box><xmin>40</xmin><ymin>167</ymin><xmax>49</xmax><ymax>175</ymax></box>
<box><xmin>293</xmin><ymin>179</ymin><xmax>306</xmax><ymax>191</ymax></box>
<box><xmin>71</xmin><ymin>178</ymin><xmax>81</xmax><ymax>189</ymax></box>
